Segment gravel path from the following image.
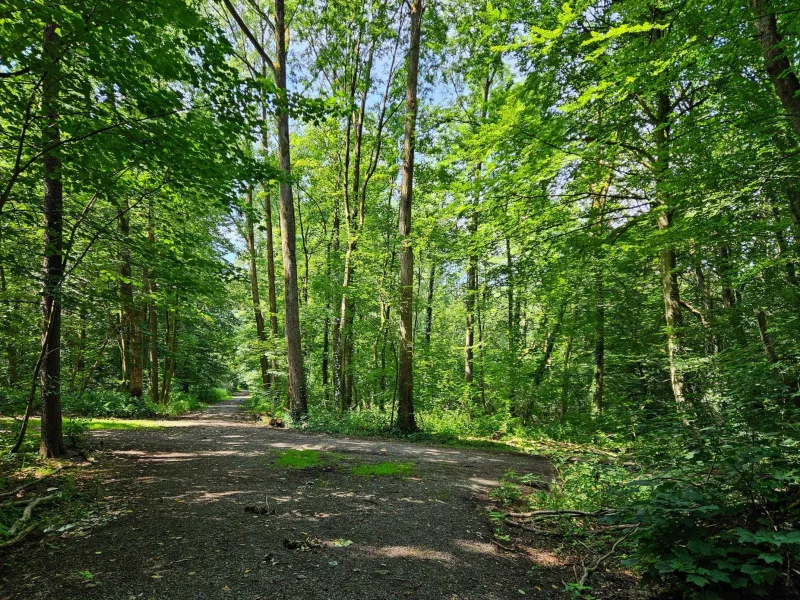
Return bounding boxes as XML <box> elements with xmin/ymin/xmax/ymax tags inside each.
<box><xmin>0</xmin><ymin>396</ymin><xmax>566</xmax><ymax>599</ymax></box>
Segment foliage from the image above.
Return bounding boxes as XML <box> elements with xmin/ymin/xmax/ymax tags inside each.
<box><xmin>621</xmin><ymin>407</ymin><xmax>800</xmax><ymax>598</ymax></box>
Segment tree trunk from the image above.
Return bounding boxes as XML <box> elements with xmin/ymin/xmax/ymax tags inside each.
<box><xmin>658</xmin><ymin>210</ymin><xmax>686</xmax><ymax>407</ymax></box>
<box><xmin>465</xmin><ymin>75</ymin><xmax>492</xmax><ymax>388</ymax></box>
<box><xmin>68</xmin><ymin>310</ymin><xmax>86</xmax><ymax>391</ymax></box>
<box><xmin>719</xmin><ymin>244</ymin><xmax>747</xmax><ymax>346</ymax></box>
<box><xmin>296</xmin><ymin>189</ymin><xmax>310</xmax><ymax>305</ymax></box>
<box><xmin>561</xmin><ymin>333</ymin><xmax>574</xmax><ymax>420</ymax></box>
<box><xmin>590</xmin><ymin>170</ymin><xmax>610</xmax><ymax>413</ymax></box>
<box><xmin>260</xmin><ymin>75</ymin><xmax>280</xmax><ymax>385</ymax></box>
<box><xmin>752</xmin><ymin>0</ymin><xmax>800</xmax><ymax>137</ymax></box>
<box><xmin>424</xmin><ymin>263</ymin><xmax>435</xmax><ymax>344</ymax></box>
<box><xmin>652</xmin><ymin>82</ymin><xmax>686</xmax><ymax>408</ymax></box>
<box><xmin>160</xmin><ymin>300</ymin><xmax>178</xmax><ymax>404</ymax></box>
<box><xmin>396</xmin><ymin>0</ymin><xmax>423</xmax><ymax>434</ymax></box>
<box><xmin>40</xmin><ymin>21</ymin><xmax>64</xmax><ymax>458</ymax></box>
<box><xmin>505</xmin><ymin>237</ymin><xmax>514</xmax><ymax>352</ymax></box>
<box><xmin>119</xmin><ymin>198</ymin><xmax>143</xmax><ymax>398</ymax></box>
<box><xmin>275</xmin><ymin>0</ymin><xmax>307</xmax><ymax>420</ymax></box>
<box><xmin>465</xmin><ymin>236</ymin><xmax>477</xmax><ymax>386</ymax></box>
<box><xmin>245</xmin><ymin>188</ymin><xmax>270</xmax><ymax>390</ymax></box>
<box><xmin>772</xmin><ymin>205</ymin><xmax>799</xmax><ymax>288</ymax></box>
<box><xmin>147</xmin><ymin>207</ymin><xmax>159</xmax><ymax>404</ymax></box>
<box><xmin>592</xmin><ymin>264</ymin><xmax>605</xmax><ymax>413</ymax></box>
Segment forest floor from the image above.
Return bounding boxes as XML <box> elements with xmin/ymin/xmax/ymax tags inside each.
<box><xmin>0</xmin><ymin>395</ymin><xmax>644</xmax><ymax>600</ymax></box>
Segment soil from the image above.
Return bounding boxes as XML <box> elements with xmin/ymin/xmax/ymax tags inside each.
<box><xmin>0</xmin><ymin>395</ymin><xmax>644</xmax><ymax>599</ymax></box>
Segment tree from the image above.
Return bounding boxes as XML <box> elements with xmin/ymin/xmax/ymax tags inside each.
<box><xmin>396</xmin><ymin>0</ymin><xmax>423</xmax><ymax>434</ymax></box>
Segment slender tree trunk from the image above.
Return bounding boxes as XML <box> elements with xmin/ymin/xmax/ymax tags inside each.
<box><xmin>68</xmin><ymin>310</ymin><xmax>86</xmax><ymax>391</ymax></box>
<box><xmin>275</xmin><ymin>0</ymin><xmax>307</xmax><ymax>419</ymax></box>
<box><xmin>246</xmin><ymin>188</ymin><xmax>270</xmax><ymax>390</ymax></box>
<box><xmin>260</xmin><ymin>77</ymin><xmax>280</xmax><ymax>384</ymax></box>
<box><xmin>593</xmin><ymin>264</ymin><xmax>605</xmax><ymax>413</ymax></box>
<box><xmin>396</xmin><ymin>0</ymin><xmax>423</xmax><ymax>433</ymax></box>
<box><xmin>533</xmin><ymin>309</ymin><xmax>563</xmax><ymax>388</ymax></box>
<box><xmin>505</xmin><ymin>237</ymin><xmax>514</xmax><ymax>352</ymax></box>
<box><xmin>296</xmin><ymin>190</ymin><xmax>310</xmax><ymax>305</ymax></box>
<box><xmin>119</xmin><ymin>199</ymin><xmax>143</xmax><ymax>397</ymax></box>
<box><xmin>40</xmin><ymin>21</ymin><xmax>64</xmax><ymax>458</ymax></box>
<box><xmin>338</xmin><ymin>40</ymin><xmax>376</xmax><ymax>412</ymax></box>
<box><xmin>147</xmin><ymin>208</ymin><xmax>159</xmax><ymax>403</ymax></box>
<box><xmin>424</xmin><ymin>263</ymin><xmax>435</xmax><ymax>343</ymax></box>
<box><xmin>561</xmin><ymin>333</ymin><xmax>574</xmax><ymax>420</ymax></box>
<box><xmin>589</xmin><ymin>167</ymin><xmax>611</xmax><ymax>413</ymax></box>
<box><xmin>160</xmin><ymin>300</ymin><xmax>178</xmax><ymax>403</ymax></box>
<box><xmin>465</xmin><ymin>232</ymin><xmax>477</xmax><ymax>386</ymax></box>
<box><xmin>528</xmin><ymin>304</ymin><xmax>564</xmax><ymax>421</ymax></box>
<box><xmin>772</xmin><ymin>205</ymin><xmax>799</xmax><ymax>288</ymax></box>
<box><xmin>755</xmin><ymin>308</ymin><xmax>800</xmax><ymax>405</ymax></box>
<box><xmin>465</xmin><ymin>75</ymin><xmax>492</xmax><ymax>388</ymax></box>
<box><xmin>130</xmin><ymin>287</ymin><xmax>144</xmax><ymax>398</ymax></box>
<box><xmin>0</xmin><ymin>262</ymin><xmax>19</xmax><ymax>386</ymax></box>
<box><xmin>755</xmin><ymin>309</ymin><xmax>779</xmax><ymax>363</ymax></box>
<box><xmin>719</xmin><ymin>245</ymin><xmax>747</xmax><ymax>346</ymax></box>
<box><xmin>752</xmin><ymin>0</ymin><xmax>800</xmax><ymax>137</ymax></box>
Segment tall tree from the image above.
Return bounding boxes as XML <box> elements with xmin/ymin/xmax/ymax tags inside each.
<box><xmin>39</xmin><ymin>20</ymin><xmax>65</xmax><ymax>458</ymax></box>
<box><xmin>274</xmin><ymin>0</ymin><xmax>307</xmax><ymax>419</ymax></box>
<box><xmin>396</xmin><ymin>0</ymin><xmax>423</xmax><ymax>434</ymax></box>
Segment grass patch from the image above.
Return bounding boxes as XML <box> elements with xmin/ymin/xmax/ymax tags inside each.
<box><xmin>273</xmin><ymin>449</ymin><xmax>326</xmax><ymax>469</ymax></box>
<box><xmin>351</xmin><ymin>461</ymin><xmax>414</xmax><ymax>478</ymax></box>
<box><xmin>84</xmin><ymin>419</ymin><xmax>163</xmax><ymax>431</ymax></box>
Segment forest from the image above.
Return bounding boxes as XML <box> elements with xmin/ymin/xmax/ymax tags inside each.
<box><xmin>1</xmin><ymin>0</ymin><xmax>800</xmax><ymax>598</ymax></box>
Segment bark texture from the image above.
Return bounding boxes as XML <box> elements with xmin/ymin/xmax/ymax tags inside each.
<box><xmin>752</xmin><ymin>0</ymin><xmax>800</xmax><ymax>137</ymax></box>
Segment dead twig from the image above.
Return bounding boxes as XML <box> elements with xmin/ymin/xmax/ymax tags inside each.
<box><xmin>577</xmin><ymin>526</ymin><xmax>638</xmax><ymax>587</ymax></box>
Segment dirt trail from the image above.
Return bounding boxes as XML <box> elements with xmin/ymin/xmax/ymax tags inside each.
<box><xmin>0</xmin><ymin>396</ymin><xmax>607</xmax><ymax>599</ymax></box>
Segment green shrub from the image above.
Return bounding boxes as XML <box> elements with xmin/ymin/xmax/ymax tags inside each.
<box><xmin>196</xmin><ymin>387</ymin><xmax>230</xmax><ymax>403</ymax></box>
<box><xmin>62</xmin><ymin>390</ymin><xmax>157</xmax><ymax>418</ymax></box>
<box><xmin>620</xmin><ymin>407</ymin><xmax>800</xmax><ymax>598</ymax></box>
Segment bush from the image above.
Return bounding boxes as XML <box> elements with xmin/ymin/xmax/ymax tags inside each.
<box><xmin>63</xmin><ymin>390</ymin><xmax>157</xmax><ymax>418</ymax></box>
<box><xmin>61</xmin><ymin>386</ymin><xmax>229</xmax><ymax>419</ymax></box>
<box><xmin>621</xmin><ymin>406</ymin><xmax>800</xmax><ymax>599</ymax></box>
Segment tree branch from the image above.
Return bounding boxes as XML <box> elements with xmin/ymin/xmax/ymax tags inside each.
<box><xmin>221</xmin><ymin>0</ymin><xmax>277</xmax><ymax>77</ymax></box>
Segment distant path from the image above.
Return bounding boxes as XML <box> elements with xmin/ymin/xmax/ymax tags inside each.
<box><xmin>1</xmin><ymin>395</ymin><xmax>562</xmax><ymax>599</ymax></box>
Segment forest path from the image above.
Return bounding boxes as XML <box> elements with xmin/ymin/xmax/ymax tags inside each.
<box><xmin>1</xmin><ymin>395</ymin><xmax>572</xmax><ymax>600</ymax></box>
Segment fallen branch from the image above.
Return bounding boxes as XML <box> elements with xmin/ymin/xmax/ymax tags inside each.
<box><xmin>577</xmin><ymin>526</ymin><xmax>638</xmax><ymax>587</ymax></box>
<box><xmin>7</xmin><ymin>495</ymin><xmax>56</xmax><ymax>536</ymax></box>
<box><xmin>507</xmin><ymin>509</ymin><xmax>612</xmax><ymax>519</ymax></box>
<box><xmin>0</xmin><ymin>524</ymin><xmax>37</xmax><ymax>549</ymax></box>
<box><xmin>504</xmin><ymin>518</ymin><xmax>537</xmax><ymax>533</ymax></box>
<box><xmin>490</xmin><ymin>538</ymin><xmax>517</xmax><ymax>553</ymax></box>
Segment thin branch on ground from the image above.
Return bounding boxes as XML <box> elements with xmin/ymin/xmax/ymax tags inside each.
<box><xmin>577</xmin><ymin>526</ymin><xmax>638</xmax><ymax>587</ymax></box>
